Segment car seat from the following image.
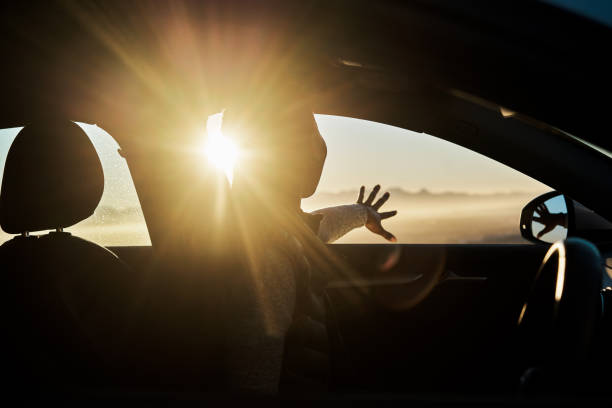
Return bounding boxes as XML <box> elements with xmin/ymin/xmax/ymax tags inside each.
<box><xmin>0</xmin><ymin>120</ymin><xmax>134</xmax><ymax>391</ymax></box>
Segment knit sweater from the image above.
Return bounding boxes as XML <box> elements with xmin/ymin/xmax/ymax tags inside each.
<box><xmin>226</xmin><ymin>204</ymin><xmax>368</xmax><ymax>396</ymax></box>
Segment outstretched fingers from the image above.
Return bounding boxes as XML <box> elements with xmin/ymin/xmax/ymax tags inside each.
<box><xmin>357</xmin><ymin>186</ymin><xmax>365</xmax><ymax>204</ymax></box>
<box><xmin>380</xmin><ymin>210</ymin><xmax>397</xmax><ymax>220</ymax></box>
<box><xmin>535</xmin><ymin>205</ymin><xmax>543</xmax><ymax>216</ymax></box>
<box><xmin>364</xmin><ymin>184</ymin><xmax>380</xmax><ymax>206</ymax></box>
<box><xmin>536</xmin><ymin>204</ymin><xmax>549</xmax><ymax>216</ymax></box>
<box><xmin>373</xmin><ymin>192</ymin><xmax>390</xmax><ymax>210</ymax></box>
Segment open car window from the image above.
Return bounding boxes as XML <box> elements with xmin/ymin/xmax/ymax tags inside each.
<box><xmin>0</xmin><ymin>123</ymin><xmax>151</xmax><ymax>247</ymax></box>
<box><xmin>302</xmin><ymin>115</ymin><xmax>552</xmax><ymax>244</ymax></box>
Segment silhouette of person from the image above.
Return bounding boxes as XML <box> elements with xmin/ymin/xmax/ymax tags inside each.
<box><xmin>222</xmin><ymin>102</ymin><xmax>396</xmax><ymax>396</ymax></box>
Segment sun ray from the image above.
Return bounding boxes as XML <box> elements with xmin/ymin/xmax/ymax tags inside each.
<box><xmin>204</xmin><ymin>113</ymin><xmax>240</xmax><ymax>184</ymax></box>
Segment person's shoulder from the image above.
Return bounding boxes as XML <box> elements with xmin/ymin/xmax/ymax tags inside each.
<box><xmin>299</xmin><ymin>211</ymin><xmax>323</xmax><ymax>234</ymax></box>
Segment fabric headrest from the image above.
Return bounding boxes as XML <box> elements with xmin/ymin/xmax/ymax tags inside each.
<box><xmin>0</xmin><ymin>120</ymin><xmax>104</xmax><ymax>234</ymax></box>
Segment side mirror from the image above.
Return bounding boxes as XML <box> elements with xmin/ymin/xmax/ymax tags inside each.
<box><xmin>521</xmin><ymin>191</ymin><xmax>612</xmax><ymax>244</ymax></box>
<box><xmin>520</xmin><ymin>192</ymin><xmax>570</xmax><ymax>244</ymax></box>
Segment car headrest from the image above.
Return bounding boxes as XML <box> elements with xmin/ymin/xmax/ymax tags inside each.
<box><xmin>0</xmin><ymin>120</ymin><xmax>104</xmax><ymax>234</ymax></box>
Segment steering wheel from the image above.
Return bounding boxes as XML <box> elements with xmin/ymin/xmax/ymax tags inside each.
<box><xmin>517</xmin><ymin>238</ymin><xmax>603</xmax><ymax>392</ymax></box>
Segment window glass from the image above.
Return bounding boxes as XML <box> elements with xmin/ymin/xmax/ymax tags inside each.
<box><xmin>301</xmin><ymin>115</ymin><xmax>551</xmax><ymax>244</ymax></box>
<box><xmin>0</xmin><ymin>123</ymin><xmax>151</xmax><ymax>246</ymax></box>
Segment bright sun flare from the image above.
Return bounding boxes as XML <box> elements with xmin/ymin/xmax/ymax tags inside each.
<box><xmin>204</xmin><ymin>129</ymin><xmax>239</xmax><ymax>184</ymax></box>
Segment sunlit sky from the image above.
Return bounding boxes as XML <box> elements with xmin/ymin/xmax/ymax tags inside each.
<box><xmin>0</xmin><ymin>115</ymin><xmax>548</xmax><ymax>205</ymax></box>
<box><xmin>203</xmin><ymin>113</ymin><xmax>547</xmax><ymax>195</ymax></box>
<box><xmin>0</xmin><ymin>115</ymin><xmax>548</xmax><ymax>244</ymax></box>
<box><xmin>312</xmin><ymin>115</ymin><xmax>545</xmax><ymax>194</ymax></box>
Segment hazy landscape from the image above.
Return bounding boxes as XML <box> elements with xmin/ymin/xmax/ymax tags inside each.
<box><xmin>0</xmin><ymin>189</ymin><xmax>545</xmax><ymax>246</ymax></box>
<box><xmin>302</xmin><ymin>188</ymin><xmax>545</xmax><ymax>244</ymax></box>
<box><xmin>0</xmin><ymin>205</ymin><xmax>151</xmax><ymax>247</ymax></box>
<box><xmin>2</xmin><ymin>116</ymin><xmax>550</xmax><ymax>247</ymax></box>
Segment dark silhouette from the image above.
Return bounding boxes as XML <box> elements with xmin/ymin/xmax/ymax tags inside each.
<box><xmin>533</xmin><ymin>203</ymin><xmax>568</xmax><ymax>239</ymax></box>
<box><xmin>0</xmin><ymin>120</ymin><xmax>134</xmax><ymax>391</ymax></box>
<box><xmin>224</xmin><ymin>102</ymin><xmax>396</xmax><ymax>395</ymax></box>
<box><xmin>357</xmin><ymin>184</ymin><xmax>398</xmax><ymax>242</ymax></box>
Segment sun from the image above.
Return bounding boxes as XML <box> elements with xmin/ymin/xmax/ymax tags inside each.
<box><xmin>205</xmin><ymin>132</ymin><xmax>239</xmax><ymax>184</ymax></box>
<box><xmin>203</xmin><ymin>114</ymin><xmax>239</xmax><ymax>184</ymax></box>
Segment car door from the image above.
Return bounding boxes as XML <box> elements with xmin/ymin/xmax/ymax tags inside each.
<box><xmin>301</xmin><ymin>114</ymin><xmax>553</xmax><ymax>394</ymax></box>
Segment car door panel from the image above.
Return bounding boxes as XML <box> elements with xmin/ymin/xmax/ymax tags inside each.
<box><xmin>110</xmin><ymin>244</ymin><xmax>547</xmax><ymax>393</ymax></box>
<box><xmin>325</xmin><ymin>244</ymin><xmax>548</xmax><ymax>393</ymax></box>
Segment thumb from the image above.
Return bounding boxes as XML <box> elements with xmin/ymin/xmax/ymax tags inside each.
<box><xmin>378</xmin><ymin>227</ymin><xmax>397</xmax><ymax>242</ymax></box>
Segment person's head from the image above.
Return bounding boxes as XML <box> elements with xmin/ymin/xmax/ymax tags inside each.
<box><xmin>223</xmin><ymin>97</ymin><xmax>327</xmax><ymax>207</ymax></box>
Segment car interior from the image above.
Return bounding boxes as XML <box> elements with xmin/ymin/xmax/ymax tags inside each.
<box><xmin>1</xmin><ymin>0</ymin><xmax>612</xmax><ymax>404</ymax></box>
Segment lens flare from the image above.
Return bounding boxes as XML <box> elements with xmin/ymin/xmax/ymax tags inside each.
<box><xmin>204</xmin><ymin>113</ymin><xmax>239</xmax><ymax>184</ymax></box>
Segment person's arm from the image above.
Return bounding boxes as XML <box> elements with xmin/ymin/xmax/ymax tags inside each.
<box><xmin>311</xmin><ymin>185</ymin><xmax>398</xmax><ymax>243</ymax></box>
<box><xmin>313</xmin><ymin>204</ymin><xmax>368</xmax><ymax>243</ymax></box>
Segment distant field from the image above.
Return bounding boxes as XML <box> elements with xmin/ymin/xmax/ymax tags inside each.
<box><xmin>302</xmin><ymin>188</ymin><xmax>549</xmax><ymax>244</ymax></box>
<box><xmin>0</xmin><ymin>205</ymin><xmax>151</xmax><ymax>247</ymax></box>
<box><xmin>0</xmin><ymin>189</ymin><xmax>549</xmax><ymax>246</ymax></box>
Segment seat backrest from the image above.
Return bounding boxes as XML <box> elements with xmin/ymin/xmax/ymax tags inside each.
<box><xmin>0</xmin><ymin>120</ymin><xmax>135</xmax><ymax>390</ymax></box>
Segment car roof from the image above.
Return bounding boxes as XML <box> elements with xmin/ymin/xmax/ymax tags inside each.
<box><xmin>0</xmin><ymin>0</ymin><xmax>610</xmax><ymax>150</ymax></box>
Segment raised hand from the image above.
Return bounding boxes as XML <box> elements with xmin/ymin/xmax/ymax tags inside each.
<box><xmin>357</xmin><ymin>185</ymin><xmax>398</xmax><ymax>242</ymax></box>
<box><xmin>533</xmin><ymin>203</ymin><xmax>567</xmax><ymax>239</ymax></box>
